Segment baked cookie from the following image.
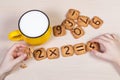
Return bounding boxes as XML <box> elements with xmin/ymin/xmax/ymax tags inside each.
<box><xmin>23</xmin><ymin>47</ymin><xmax>34</xmax><ymax>59</ymax></box>
<box><xmin>62</xmin><ymin>19</ymin><xmax>75</xmax><ymax>30</ymax></box>
<box><xmin>86</xmin><ymin>41</ymin><xmax>100</xmax><ymax>51</ymax></box>
<box><xmin>74</xmin><ymin>43</ymin><xmax>86</xmax><ymax>55</ymax></box>
<box><xmin>70</xmin><ymin>26</ymin><xmax>84</xmax><ymax>39</ymax></box>
<box><xmin>90</xmin><ymin>16</ymin><xmax>103</xmax><ymax>29</ymax></box>
<box><xmin>77</xmin><ymin>15</ymin><xmax>90</xmax><ymax>27</ymax></box>
<box><xmin>61</xmin><ymin>45</ymin><xmax>74</xmax><ymax>57</ymax></box>
<box><xmin>47</xmin><ymin>47</ymin><xmax>60</xmax><ymax>59</ymax></box>
<box><xmin>66</xmin><ymin>9</ymin><xmax>80</xmax><ymax>20</ymax></box>
<box><xmin>33</xmin><ymin>48</ymin><xmax>47</xmax><ymax>61</ymax></box>
<box><xmin>53</xmin><ymin>25</ymin><xmax>66</xmax><ymax>37</ymax></box>
<box><xmin>20</xmin><ymin>62</ymin><xmax>27</xmax><ymax>68</ymax></box>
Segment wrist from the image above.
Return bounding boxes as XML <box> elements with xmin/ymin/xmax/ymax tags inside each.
<box><xmin>0</xmin><ymin>65</ymin><xmax>7</xmax><ymax>76</ymax></box>
<box><xmin>0</xmin><ymin>65</ymin><xmax>8</xmax><ymax>80</ymax></box>
<box><xmin>114</xmin><ymin>58</ymin><xmax>120</xmax><ymax>67</ymax></box>
<box><xmin>0</xmin><ymin>66</ymin><xmax>5</xmax><ymax>76</ymax></box>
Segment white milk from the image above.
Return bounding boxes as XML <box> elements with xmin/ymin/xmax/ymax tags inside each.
<box><xmin>19</xmin><ymin>10</ymin><xmax>49</xmax><ymax>37</ymax></box>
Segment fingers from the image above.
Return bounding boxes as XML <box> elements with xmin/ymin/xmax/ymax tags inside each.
<box><xmin>104</xmin><ymin>33</ymin><xmax>114</xmax><ymax>39</ymax></box>
<box><xmin>90</xmin><ymin>50</ymin><xmax>104</xmax><ymax>58</ymax></box>
<box><xmin>111</xmin><ymin>34</ymin><xmax>120</xmax><ymax>41</ymax></box>
<box><xmin>91</xmin><ymin>33</ymin><xmax>115</xmax><ymax>46</ymax></box>
<box><xmin>8</xmin><ymin>43</ymin><xmax>26</xmax><ymax>55</ymax></box>
<box><xmin>90</xmin><ymin>50</ymin><xmax>108</xmax><ymax>60</ymax></box>
<box><xmin>93</xmin><ymin>33</ymin><xmax>113</xmax><ymax>41</ymax></box>
<box><xmin>12</xmin><ymin>53</ymin><xmax>27</xmax><ymax>65</ymax></box>
<box><xmin>91</xmin><ymin>37</ymin><xmax>108</xmax><ymax>46</ymax></box>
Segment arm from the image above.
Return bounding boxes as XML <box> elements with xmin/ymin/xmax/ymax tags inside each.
<box><xmin>0</xmin><ymin>43</ymin><xmax>27</xmax><ymax>80</ymax></box>
<box><xmin>0</xmin><ymin>70</ymin><xmax>9</xmax><ymax>80</ymax></box>
<box><xmin>90</xmin><ymin>33</ymin><xmax>120</xmax><ymax>68</ymax></box>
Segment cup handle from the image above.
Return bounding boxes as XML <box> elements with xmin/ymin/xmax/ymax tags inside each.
<box><xmin>8</xmin><ymin>30</ymin><xmax>23</xmax><ymax>41</ymax></box>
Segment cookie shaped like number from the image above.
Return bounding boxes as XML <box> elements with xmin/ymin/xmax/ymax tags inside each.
<box><xmin>33</xmin><ymin>48</ymin><xmax>47</xmax><ymax>61</ymax></box>
<box><xmin>61</xmin><ymin>45</ymin><xmax>74</xmax><ymax>57</ymax></box>
<box><xmin>77</xmin><ymin>15</ymin><xmax>90</xmax><ymax>27</ymax></box>
<box><xmin>86</xmin><ymin>41</ymin><xmax>100</xmax><ymax>51</ymax></box>
<box><xmin>23</xmin><ymin>47</ymin><xmax>34</xmax><ymax>59</ymax></box>
<box><xmin>66</xmin><ymin>9</ymin><xmax>80</xmax><ymax>20</ymax></box>
<box><xmin>47</xmin><ymin>47</ymin><xmax>60</xmax><ymax>59</ymax></box>
<box><xmin>62</xmin><ymin>19</ymin><xmax>75</xmax><ymax>30</ymax></box>
<box><xmin>71</xmin><ymin>26</ymin><xmax>84</xmax><ymax>39</ymax></box>
<box><xmin>53</xmin><ymin>25</ymin><xmax>66</xmax><ymax>37</ymax></box>
<box><xmin>74</xmin><ymin>43</ymin><xmax>86</xmax><ymax>55</ymax></box>
<box><xmin>90</xmin><ymin>16</ymin><xmax>103</xmax><ymax>29</ymax></box>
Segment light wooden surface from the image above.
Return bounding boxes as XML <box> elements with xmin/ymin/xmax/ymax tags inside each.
<box><xmin>0</xmin><ymin>0</ymin><xmax>120</xmax><ymax>80</ymax></box>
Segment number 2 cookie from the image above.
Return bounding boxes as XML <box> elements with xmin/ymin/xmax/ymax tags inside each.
<box><xmin>61</xmin><ymin>45</ymin><xmax>74</xmax><ymax>57</ymax></box>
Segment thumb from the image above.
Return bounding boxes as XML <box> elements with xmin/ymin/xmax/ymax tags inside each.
<box><xmin>90</xmin><ymin>50</ymin><xmax>104</xmax><ymax>58</ymax></box>
<box><xmin>12</xmin><ymin>54</ymin><xmax>27</xmax><ymax>65</ymax></box>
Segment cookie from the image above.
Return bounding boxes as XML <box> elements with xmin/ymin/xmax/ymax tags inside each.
<box><xmin>70</xmin><ymin>26</ymin><xmax>84</xmax><ymax>39</ymax></box>
<box><xmin>74</xmin><ymin>43</ymin><xmax>86</xmax><ymax>55</ymax></box>
<box><xmin>33</xmin><ymin>48</ymin><xmax>47</xmax><ymax>61</ymax></box>
<box><xmin>61</xmin><ymin>45</ymin><xmax>74</xmax><ymax>57</ymax></box>
<box><xmin>62</xmin><ymin>19</ymin><xmax>75</xmax><ymax>30</ymax></box>
<box><xmin>47</xmin><ymin>47</ymin><xmax>60</xmax><ymax>59</ymax></box>
<box><xmin>90</xmin><ymin>16</ymin><xmax>103</xmax><ymax>29</ymax></box>
<box><xmin>86</xmin><ymin>41</ymin><xmax>100</xmax><ymax>51</ymax></box>
<box><xmin>23</xmin><ymin>47</ymin><xmax>34</xmax><ymax>59</ymax></box>
<box><xmin>20</xmin><ymin>62</ymin><xmax>27</xmax><ymax>68</ymax></box>
<box><xmin>53</xmin><ymin>25</ymin><xmax>66</xmax><ymax>37</ymax></box>
<box><xmin>66</xmin><ymin>9</ymin><xmax>80</xmax><ymax>20</ymax></box>
<box><xmin>77</xmin><ymin>15</ymin><xmax>90</xmax><ymax>27</ymax></box>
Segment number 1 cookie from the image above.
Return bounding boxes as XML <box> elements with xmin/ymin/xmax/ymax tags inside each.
<box><xmin>23</xmin><ymin>47</ymin><xmax>34</xmax><ymax>59</ymax></box>
<box><xmin>66</xmin><ymin>9</ymin><xmax>80</xmax><ymax>20</ymax></box>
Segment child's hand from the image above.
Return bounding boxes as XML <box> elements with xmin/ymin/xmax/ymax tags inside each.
<box><xmin>90</xmin><ymin>33</ymin><xmax>120</xmax><ymax>65</ymax></box>
<box><xmin>0</xmin><ymin>43</ymin><xmax>27</xmax><ymax>75</ymax></box>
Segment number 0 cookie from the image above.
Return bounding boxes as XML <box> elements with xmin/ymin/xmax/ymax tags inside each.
<box><xmin>70</xmin><ymin>26</ymin><xmax>84</xmax><ymax>39</ymax></box>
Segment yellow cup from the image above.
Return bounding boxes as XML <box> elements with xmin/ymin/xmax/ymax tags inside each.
<box><xmin>8</xmin><ymin>10</ymin><xmax>51</xmax><ymax>46</ymax></box>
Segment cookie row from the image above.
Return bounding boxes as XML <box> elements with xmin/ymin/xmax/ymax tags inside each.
<box><xmin>53</xmin><ymin>9</ymin><xmax>103</xmax><ymax>39</ymax></box>
<box><xmin>23</xmin><ymin>41</ymin><xmax>100</xmax><ymax>61</ymax></box>
<box><xmin>20</xmin><ymin>41</ymin><xmax>100</xmax><ymax>68</ymax></box>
